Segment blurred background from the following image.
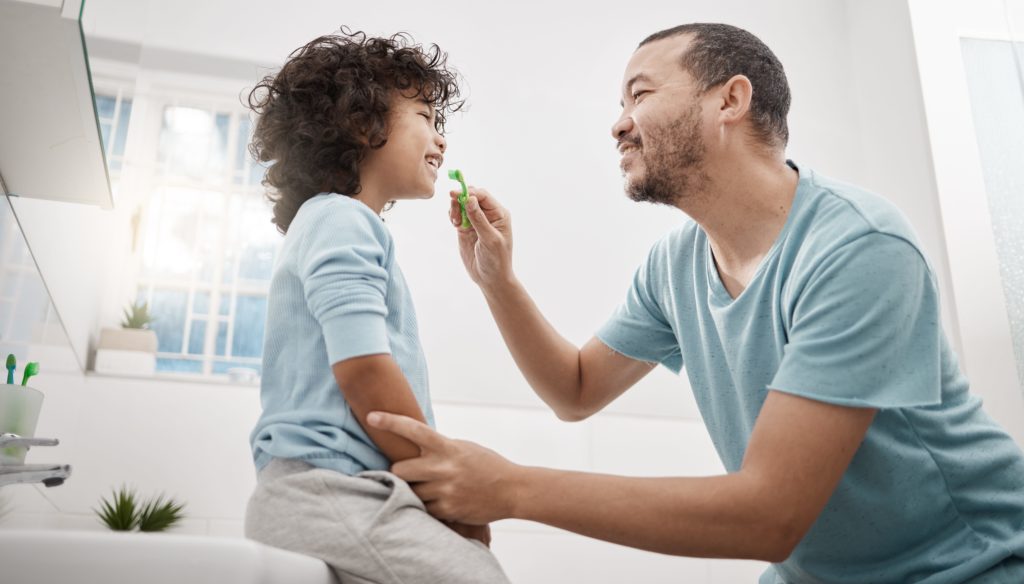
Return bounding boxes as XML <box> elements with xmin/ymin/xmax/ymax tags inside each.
<box><xmin>0</xmin><ymin>0</ymin><xmax>1022</xmax><ymax>581</ymax></box>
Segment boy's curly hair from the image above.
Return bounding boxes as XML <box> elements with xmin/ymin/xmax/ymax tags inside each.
<box><xmin>246</xmin><ymin>28</ymin><xmax>464</xmax><ymax>234</ymax></box>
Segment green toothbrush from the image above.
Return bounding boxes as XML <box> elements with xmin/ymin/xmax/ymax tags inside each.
<box><xmin>5</xmin><ymin>354</ymin><xmax>14</xmax><ymax>385</ymax></box>
<box><xmin>20</xmin><ymin>362</ymin><xmax>38</xmax><ymax>386</ymax></box>
<box><xmin>448</xmin><ymin>169</ymin><xmax>471</xmax><ymax>229</ymax></box>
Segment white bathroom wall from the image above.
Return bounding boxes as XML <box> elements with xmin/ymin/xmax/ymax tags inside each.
<box><xmin>4</xmin><ymin>0</ymin><xmax>1012</xmax><ymax>582</ymax></box>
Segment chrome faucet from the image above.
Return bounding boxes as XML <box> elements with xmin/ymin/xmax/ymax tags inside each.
<box><xmin>0</xmin><ymin>433</ymin><xmax>71</xmax><ymax>487</ymax></box>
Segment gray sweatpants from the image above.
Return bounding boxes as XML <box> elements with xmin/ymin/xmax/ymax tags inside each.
<box><xmin>245</xmin><ymin>458</ymin><xmax>512</xmax><ymax>584</ymax></box>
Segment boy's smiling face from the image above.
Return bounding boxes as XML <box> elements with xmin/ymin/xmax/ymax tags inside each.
<box><xmin>358</xmin><ymin>92</ymin><xmax>447</xmax><ymax>207</ymax></box>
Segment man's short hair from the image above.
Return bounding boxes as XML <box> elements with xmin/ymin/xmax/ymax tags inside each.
<box><xmin>640</xmin><ymin>23</ymin><xmax>791</xmax><ymax>148</ymax></box>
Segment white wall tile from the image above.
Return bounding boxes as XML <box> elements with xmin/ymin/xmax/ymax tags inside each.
<box><xmin>0</xmin><ymin>485</ymin><xmax>59</xmax><ymax>515</ymax></box>
<box><xmin>590</xmin><ymin>416</ymin><xmax>726</xmax><ymax>477</ymax></box>
<box><xmin>599</xmin><ymin>366</ymin><xmax>703</xmax><ymax>421</ymax></box>
<box><xmin>491</xmin><ymin>529</ymin><xmax>710</xmax><ymax>584</ymax></box>
<box><xmin>24</xmin><ymin>372</ymin><xmax>260</xmax><ymax>522</ymax></box>
<box><xmin>0</xmin><ymin>512</ymin><xmax>103</xmax><ymax>532</ymax></box>
<box><xmin>207</xmin><ymin>518</ymin><xmax>244</xmax><ymax>538</ymax></box>
<box><xmin>433</xmin><ymin>402</ymin><xmax>594</xmax><ymax>471</ymax></box>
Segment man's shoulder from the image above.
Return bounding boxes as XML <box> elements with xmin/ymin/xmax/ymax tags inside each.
<box><xmin>644</xmin><ymin>219</ymin><xmax>702</xmax><ymax>268</ymax></box>
<box><xmin>785</xmin><ymin>169</ymin><xmax>933</xmax><ymax>282</ymax></box>
<box><xmin>655</xmin><ymin>218</ymin><xmax>701</xmax><ymax>249</ymax></box>
<box><xmin>802</xmin><ymin>170</ymin><xmax>920</xmax><ymax>244</ymax></box>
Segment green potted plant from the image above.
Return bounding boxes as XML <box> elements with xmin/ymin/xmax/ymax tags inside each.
<box><xmin>94</xmin><ymin>301</ymin><xmax>158</xmax><ymax>375</ymax></box>
<box><xmin>94</xmin><ymin>486</ymin><xmax>186</xmax><ymax>532</ymax></box>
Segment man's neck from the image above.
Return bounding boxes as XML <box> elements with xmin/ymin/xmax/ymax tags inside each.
<box><xmin>679</xmin><ymin>154</ymin><xmax>799</xmax><ymax>295</ymax></box>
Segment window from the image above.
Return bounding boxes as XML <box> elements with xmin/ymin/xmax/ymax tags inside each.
<box><xmin>95</xmin><ymin>90</ymin><xmax>133</xmax><ymax>175</ymax></box>
<box><xmin>961</xmin><ymin>37</ymin><xmax>1024</xmax><ymax>391</ymax></box>
<box><xmin>137</xmin><ymin>106</ymin><xmax>275</xmax><ymax>376</ymax></box>
<box><xmin>94</xmin><ymin>88</ymin><xmax>276</xmax><ymax>379</ymax></box>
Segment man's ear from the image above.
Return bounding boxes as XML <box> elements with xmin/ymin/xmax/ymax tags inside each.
<box><xmin>718</xmin><ymin>74</ymin><xmax>753</xmax><ymax>126</ymax></box>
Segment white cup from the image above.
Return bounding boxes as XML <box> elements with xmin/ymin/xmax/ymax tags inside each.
<box><xmin>0</xmin><ymin>385</ymin><xmax>44</xmax><ymax>465</ymax></box>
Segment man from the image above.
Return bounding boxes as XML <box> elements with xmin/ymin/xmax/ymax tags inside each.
<box><xmin>368</xmin><ymin>23</ymin><xmax>1024</xmax><ymax>582</ymax></box>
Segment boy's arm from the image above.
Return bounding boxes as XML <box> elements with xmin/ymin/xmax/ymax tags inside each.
<box><xmin>332</xmin><ymin>354</ymin><xmax>428</xmax><ymax>462</ymax></box>
<box><xmin>333</xmin><ymin>355</ymin><xmax>492</xmax><ymax>546</ymax></box>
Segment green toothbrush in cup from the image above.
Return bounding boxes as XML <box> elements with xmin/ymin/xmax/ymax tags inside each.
<box><xmin>4</xmin><ymin>354</ymin><xmax>38</xmax><ymax>386</ymax></box>
<box><xmin>1</xmin><ymin>355</ymin><xmax>42</xmax><ymax>463</ymax></box>
<box><xmin>20</xmin><ymin>362</ymin><xmax>38</xmax><ymax>386</ymax></box>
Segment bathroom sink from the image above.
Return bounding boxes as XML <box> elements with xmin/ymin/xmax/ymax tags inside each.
<box><xmin>0</xmin><ymin>529</ymin><xmax>338</xmax><ymax>584</ymax></box>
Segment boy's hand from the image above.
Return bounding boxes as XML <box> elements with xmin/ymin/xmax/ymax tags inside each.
<box><xmin>449</xmin><ymin>187</ymin><xmax>514</xmax><ymax>290</ymax></box>
<box><xmin>446</xmin><ymin>521</ymin><xmax>492</xmax><ymax>547</ymax></box>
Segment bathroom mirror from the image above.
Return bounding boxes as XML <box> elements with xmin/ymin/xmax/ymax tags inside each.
<box><xmin>0</xmin><ymin>194</ymin><xmax>81</xmax><ymax>378</ymax></box>
<box><xmin>0</xmin><ymin>0</ymin><xmax>111</xmax><ymax>208</ymax></box>
<box><xmin>0</xmin><ymin>0</ymin><xmax>113</xmax><ymax>373</ymax></box>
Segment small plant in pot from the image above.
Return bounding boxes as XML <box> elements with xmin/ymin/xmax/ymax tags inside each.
<box><xmin>121</xmin><ymin>301</ymin><xmax>152</xmax><ymax>330</ymax></box>
<box><xmin>94</xmin><ymin>301</ymin><xmax>159</xmax><ymax>375</ymax></box>
<box><xmin>95</xmin><ymin>485</ymin><xmax>186</xmax><ymax>532</ymax></box>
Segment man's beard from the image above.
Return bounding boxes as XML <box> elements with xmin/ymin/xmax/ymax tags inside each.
<box><xmin>624</xmin><ymin>104</ymin><xmax>709</xmax><ymax>206</ymax></box>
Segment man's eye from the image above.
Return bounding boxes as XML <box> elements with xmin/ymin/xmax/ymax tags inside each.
<box><xmin>633</xmin><ymin>91</ymin><xmax>649</xmax><ymax>102</ymax></box>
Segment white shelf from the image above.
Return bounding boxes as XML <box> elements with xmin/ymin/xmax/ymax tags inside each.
<box><xmin>0</xmin><ymin>0</ymin><xmax>112</xmax><ymax>208</ymax></box>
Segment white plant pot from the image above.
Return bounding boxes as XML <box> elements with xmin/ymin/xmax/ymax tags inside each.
<box><xmin>94</xmin><ymin>328</ymin><xmax>158</xmax><ymax>376</ymax></box>
<box><xmin>97</xmin><ymin>328</ymin><xmax>158</xmax><ymax>353</ymax></box>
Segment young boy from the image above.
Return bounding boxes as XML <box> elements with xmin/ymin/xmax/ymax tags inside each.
<box><xmin>243</xmin><ymin>30</ymin><xmax>511</xmax><ymax>583</ymax></box>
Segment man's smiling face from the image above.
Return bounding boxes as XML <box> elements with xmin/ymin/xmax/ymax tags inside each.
<box><xmin>612</xmin><ymin>34</ymin><xmax>710</xmax><ymax>206</ymax></box>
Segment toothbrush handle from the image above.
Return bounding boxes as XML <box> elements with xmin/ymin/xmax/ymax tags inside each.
<box><xmin>459</xmin><ymin>188</ymin><xmax>471</xmax><ymax>228</ymax></box>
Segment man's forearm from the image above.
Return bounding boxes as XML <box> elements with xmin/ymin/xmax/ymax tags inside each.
<box><xmin>480</xmin><ymin>277</ymin><xmax>583</xmax><ymax>417</ymax></box>
<box><xmin>506</xmin><ymin>465</ymin><xmax>796</xmax><ymax>562</ymax></box>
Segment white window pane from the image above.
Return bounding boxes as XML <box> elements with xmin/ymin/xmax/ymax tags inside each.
<box><xmin>113</xmin><ymin>98</ymin><xmax>133</xmax><ymax>157</ymax></box>
<box><xmin>148</xmin><ymin>289</ymin><xmax>188</xmax><ymax>353</ymax></box>
<box><xmin>95</xmin><ymin>94</ymin><xmax>116</xmax><ymax>120</ymax></box>
<box><xmin>156</xmin><ymin>358</ymin><xmax>203</xmax><ymax>374</ymax></box>
<box><xmin>158</xmin><ymin>106</ymin><xmax>229</xmax><ymax>181</ymax></box>
<box><xmin>187</xmin><ymin>319</ymin><xmax>206</xmax><ymax>355</ymax></box>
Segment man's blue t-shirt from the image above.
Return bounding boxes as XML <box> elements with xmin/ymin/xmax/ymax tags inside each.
<box><xmin>598</xmin><ymin>163</ymin><xmax>1024</xmax><ymax>583</ymax></box>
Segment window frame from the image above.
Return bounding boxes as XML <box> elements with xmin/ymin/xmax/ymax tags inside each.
<box><xmin>91</xmin><ymin>65</ymin><xmax>276</xmax><ymax>381</ymax></box>
<box><xmin>907</xmin><ymin>0</ymin><xmax>1024</xmax><ymax>440</ymax></box>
